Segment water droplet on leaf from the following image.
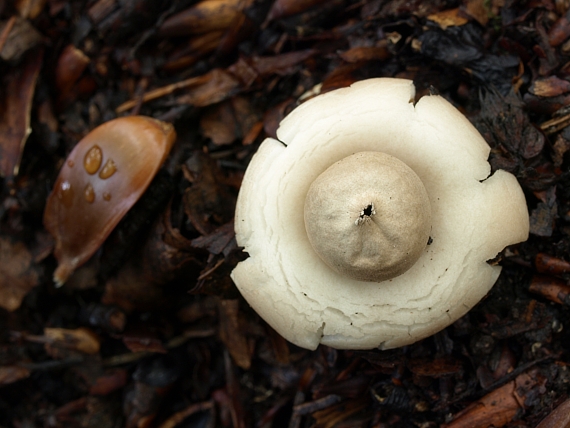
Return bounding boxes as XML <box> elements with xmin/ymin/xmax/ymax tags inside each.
<box><xmin>57</xmin><ymin>180</ymin><xmax>74</xmax><ymax>207</ymax></box>
<box><xmin>84</xmin><ymin>183</ymin><xmax>95</xmax><ymax>203</ymax></box>
<box><xmin>84</xmin><ymin>145</ymin><xmax>102</xmax><ymax>174</ymax></box>
<box><xmin>99</xmin><ymin>159</ymin><xmax>116</xmax><ymax>179</ymax></box>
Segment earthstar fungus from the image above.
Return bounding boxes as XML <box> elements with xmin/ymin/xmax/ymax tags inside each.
<box><xmin>231</xmin><ymin>78</ymin><xmax>529</xmax><ymax>350</ymax></box>
<box><xmin>44</xmin><ymin>116</ymin><xmax>176</xmax><ymax>286</ymax></box>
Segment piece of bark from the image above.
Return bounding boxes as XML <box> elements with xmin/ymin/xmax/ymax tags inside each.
<box><xmin>535</xmin><ymin>253</ymin><xmax>570</xmax><ymax>276</ymax></box>
<box><xmin>444</xmin><ymin>370</ymin><xmax>544</xmax><ymax>428</ymax></box>
<box><xmin>529</xmin><ymin>275</ymin><xmax>570</xmax><ymax>305</ymax></box>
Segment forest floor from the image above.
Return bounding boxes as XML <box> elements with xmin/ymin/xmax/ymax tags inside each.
<box><xmin>1</xmin><ymin>0</ymin><xmax>570</xmax><ymax>427</ymax></box>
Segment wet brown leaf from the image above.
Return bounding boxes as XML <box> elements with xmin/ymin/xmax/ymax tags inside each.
<box><xmin>0</xmin><ymin>236</ymin><xmax>40</xmax><ymax>311</ymax></box>
<box><xmin>0</xmin><ymin>50</ymin><xmax>42</xmax><ymax>178</ymax></box>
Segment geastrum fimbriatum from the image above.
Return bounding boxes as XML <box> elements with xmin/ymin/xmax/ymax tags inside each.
<box><xmin>231</xmin><ymin>78</ymin><xmax>529</xmax><ymax>350</ymax></box>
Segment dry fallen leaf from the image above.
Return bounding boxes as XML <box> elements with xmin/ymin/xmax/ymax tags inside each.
<box><xmin>44</xmin><ymin>327</ymin><xmax>101</xmax><ymax>355</ymax></box>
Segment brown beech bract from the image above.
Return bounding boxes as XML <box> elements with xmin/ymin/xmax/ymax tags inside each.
<box><xmin>44</xmin><ymin>116</ymin><xmax>176</xmax><ymax>286</ymax></box>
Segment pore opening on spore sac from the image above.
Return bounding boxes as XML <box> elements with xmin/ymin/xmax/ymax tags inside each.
<box><xmin>361</xmin><ymin>203</ymin><xmax>375</xmax><ymax>218</ymax></box>
<box><xmin>356</xmin><ymin>203</ymin><xmax>375</xmax><ymax>226</ymax></box>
